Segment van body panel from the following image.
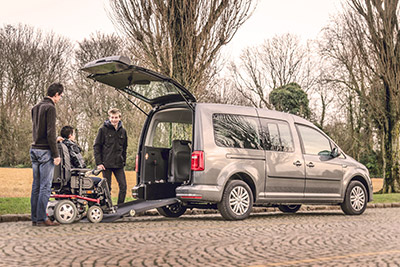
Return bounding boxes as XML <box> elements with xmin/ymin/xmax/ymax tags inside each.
<box><xmin>303</xmin><ymin>154</ymin><xmax>343</xmax><ymax>198</ymax></box>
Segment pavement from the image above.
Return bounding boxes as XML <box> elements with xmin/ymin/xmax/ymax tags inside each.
<box><xmin>1</xmin><ymin>202</ymin><xmax>400</xmax><ymax>223</ymax></box>
<box><xmin>2</xmin><ymin>208</ymin><xmax>400</xmax><ymax>266</ymax></box>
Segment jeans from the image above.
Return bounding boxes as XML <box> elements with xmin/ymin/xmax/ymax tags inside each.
<box><xmin>30</xmin><ymin>148</ymin><xmax>55</xmax><ymax>222</ymax></box>
<box><xmin>102</xmin><ymin>168</ymin><xmax>127</xmax><ymax>204</ymax></box>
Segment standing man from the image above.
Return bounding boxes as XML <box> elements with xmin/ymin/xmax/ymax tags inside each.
<box><xmin>94</xmin><ymin>108</ymin><xmax>128</xmax><ymax>204</ymax></box>
<box><xmin>30</xmin><ymin>83</ymin><xmax>63</xmax><ymax>227</ymax></box>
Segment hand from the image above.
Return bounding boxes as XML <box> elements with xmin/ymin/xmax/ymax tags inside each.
<box><xmin>54</xmin><ymin>157</ymin><xmax>61</xmax><ymax>166</ymax></box>
<box><xmin>56</xmin><ymin>136</ymin><xmax>64</xmax><ymax>143</ymax></box>
<box><xmin>97</xmin><ymin>164</ymin><xmax>105</xmax><ymax>170</ymax></box>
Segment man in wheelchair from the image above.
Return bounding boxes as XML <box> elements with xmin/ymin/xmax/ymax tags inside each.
<box><xmin>48</xmin><ymin>126</ymin><xmax>114</xmax><ymax>224</ymax></box>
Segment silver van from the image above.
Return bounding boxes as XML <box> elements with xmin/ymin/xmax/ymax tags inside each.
<box><xmin>82</xmin><ymin>56</ymin><xmax>373</xmax><ymax>220</ymax></box>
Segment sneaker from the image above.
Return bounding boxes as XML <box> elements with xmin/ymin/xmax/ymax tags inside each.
<box><xmin>37</xmin><ymin>219</ymin><xmax>60</xmax><ymax>227</ymax></box>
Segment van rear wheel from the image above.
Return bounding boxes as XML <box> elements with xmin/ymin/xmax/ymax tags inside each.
<box><xmin>218</xmin><ymin>180</ymin><xmax>253</xmax><ymax>220</ymax></box>
<box><xmin>341</xmin><ymin>180</ymin><xmax>367</xmax><ymax>215</ymax></box>
<box><xmin>157</xmin><ymin>202</ymin><xmax>187</xmax><ymax>218</ymax></box>
<box><xmin>278</xmin><ymin>205</ymin><xmax>301</xmax><ymax>213</ymax></box>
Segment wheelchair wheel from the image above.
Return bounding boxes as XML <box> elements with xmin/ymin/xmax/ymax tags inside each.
<box><xmin>87</xmin><ymin>205</ymin><xmax>103</xmax><ymax>223</ymax></box>
<box><xmin>54</xmin><ymin>200</ymin><xmax>77</xmax><ymax>224</ymax></box>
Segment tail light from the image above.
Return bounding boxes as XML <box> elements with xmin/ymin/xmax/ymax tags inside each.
<box><xmin>191</xmin><ymin>151</ymin><xmax>204</xmax><ymax>171</ymax></box>
<box><xmin>135</xmin><ymin>154</ymin><xmax>139</xmax><ymax>172</ymax></box>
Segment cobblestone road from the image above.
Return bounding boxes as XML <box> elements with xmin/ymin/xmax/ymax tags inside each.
<box><xmin>1</xmin><ymin>208</ymin><xmax>400</xmax><ymax>266</ymax></box>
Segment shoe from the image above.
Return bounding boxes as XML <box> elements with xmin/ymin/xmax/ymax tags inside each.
<box><xmin>37</xmin><ymin>219</ymin><xmax>60</xmax><ymax>227</ymax></box>
<box><xmin>32</xmin><ymin>222</ymin><xmax>37</xmax><ymax>226</ymax></box>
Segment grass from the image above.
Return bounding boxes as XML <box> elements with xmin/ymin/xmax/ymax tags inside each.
<box><xmin>371</xmin><ymin>193</ymin><xmax>400</xmax><ymax>203</ymax></box>
<box><xmin>0</xmin><ymin>196</ymin><xmax>135</xmax><ymax>215</ymax></box>
<box><xmin>2</xmin><ymin>194</ymin><xmax>400</xmax><ymax>215</ymax></box>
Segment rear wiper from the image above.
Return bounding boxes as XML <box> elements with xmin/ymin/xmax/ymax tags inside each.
<box><xmin>116</xmin><ymin>89</ymin><xmax>148</xmax><ymax>117</ymax></box>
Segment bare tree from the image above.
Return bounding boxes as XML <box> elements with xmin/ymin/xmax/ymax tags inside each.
<box><xmin>229</xmin><ymin>33</ymin><xmax>317</xmax><ymax>109</ymax></box>
<box><xmin>70</xmin><ymin>32</ymin><xmax>145</xmax><ymax>168</ymax></box>
<box><xmin>321</xmin><ymin>0</ymin><xmax>400</xmax><ymax>192</ymax></box>
<box><xmin>0</xmin><ymin>24</ymin><xmax>72</xmax><ymax>166</ymax></box>
<box><xmin>108</xmin><ymin>0</ymin><xmax>255</xmax><ymax>100</ymax></box>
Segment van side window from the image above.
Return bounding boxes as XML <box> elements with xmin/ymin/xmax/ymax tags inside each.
<box><xmin>153</xmin><ymin>122</ymin><xmax>192</xmax><ymax>148</ymax></box>
<box><xmin>213</xmin><ymin>114</ymin><xmax>261</xmax><ymax>150</ymax></box>
<box><xmin>297</xmin><ymin>125</ymin><xmax>331</xmax><ymax>155</ymax></box>
<box><xmin>260</xmin><ymin>119</ymin><xmax>294</xmax><ymax>152</ymax></box>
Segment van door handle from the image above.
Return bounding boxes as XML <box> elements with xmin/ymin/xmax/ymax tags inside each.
<box><xmin>293</xmin><ymin>160</ymin><xmax>302</xmax><ymax>167</ymax></box>
<box><xmin>306</xmin><ymin>162</ymin><xmax>315</xmax><ymax>168</ymax></box>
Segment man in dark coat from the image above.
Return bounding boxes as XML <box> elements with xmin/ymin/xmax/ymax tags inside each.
<box><xmin>30</xmin><ymin>83</ymin><xmax>63</xmax><ymax>227</ymax></box>
<box><xmin>94</xmin><ymin>108</ymin><xmax>128</xmax><ymax>204</ymax></box>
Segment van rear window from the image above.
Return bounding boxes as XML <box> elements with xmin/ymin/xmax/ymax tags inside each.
<box><xmin>213</xmin><ymin>114</ymin><xmax>261</xmax><ymax>150</ymax></box>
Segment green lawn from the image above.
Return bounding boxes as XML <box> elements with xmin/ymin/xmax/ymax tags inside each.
<box><xmin>2</xmin><ymin>194</ymin><xmax>400</xmax><ymax>215</ymax></box>
<box><xmin>371</xmin><ymin>193</ymin><xmax>400</xmax><ymax>203</ymax></box>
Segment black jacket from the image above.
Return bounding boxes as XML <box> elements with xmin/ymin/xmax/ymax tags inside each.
<box><xmin>93</xmin><ymin>120</ymin><xmax>128</xmax><ymax>169</ymax></box>
<box><xmin>31</xmin><ymin>97</ymin><xmax>59</xmax><ymax>158</ymax></box>
<box><xmin>63</xmin><ymin>139</ymin><xmax>86</xmax><ymax>169</ymax></box>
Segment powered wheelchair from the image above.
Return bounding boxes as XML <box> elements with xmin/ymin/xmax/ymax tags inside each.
<box><xmin>46</xmin><ymin>142</ymin><xmax>114</xmax><ymax>223</ymax></box>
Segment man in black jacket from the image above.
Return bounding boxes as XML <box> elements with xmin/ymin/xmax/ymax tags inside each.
<box><xmin>94</xmin><ymin>108</ymin><xmax>128</xmax><ymax>204</ymax></box>
<box><xmin>30</xmin><ymin>83</ymin><xmax>63</xmax><ymax>227</ymax></box>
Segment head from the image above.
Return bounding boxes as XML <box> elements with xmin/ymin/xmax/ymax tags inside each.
<box><xmin>47</xmin><ymin>83</ymin><xmax>64</xmax><ymax>104</ymax></box>
<box><xmin>108</xmin><ymin>108</ymin><xmax>121</xmax><ymax>128</ymax></box>
<box><xmin>60</xmin><ymin>125</ymin><xmax>75</xmax><ymax>141</ymax></box>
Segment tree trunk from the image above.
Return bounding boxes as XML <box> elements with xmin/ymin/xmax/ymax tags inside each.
<box><xmin>382</xmin><ymin>118</ymin><xmax>400</xmax><ymax>193</ymax></box>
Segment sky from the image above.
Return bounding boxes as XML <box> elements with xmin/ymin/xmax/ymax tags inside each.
<box><xmin>0</xmin><ymin>0</ymin><xmax>345</xmax><ymax>59</ymax></box>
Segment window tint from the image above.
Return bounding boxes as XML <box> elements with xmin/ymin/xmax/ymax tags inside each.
<box><xmin>260</xmin><ymin>119</ymin><xmax>294</xmax><ymax>152</ymax></box>
<box><xmin>213</xmin><ymin>114</ymin><xmax>261</xmax><ymax>150</ymax></box>
<box><xmin>297</xmin><ymin>125</ymin><xmax>331</xmax><ymax>155</ymax></box>
<box><xmin>153</xmin><ymin>122</ymin><xmax>192</xmax><ymax>148</ymax></box>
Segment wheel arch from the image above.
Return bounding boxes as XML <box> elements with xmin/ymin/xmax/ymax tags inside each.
<box><xmin>227</xmin><ymin>172</ymin><xmax>257</xmax><ymax>202</ymax></box>
<box><xmin>349</xmin><ymin>176</ymin><xmax>371</xmax><ymax>202</ymax></box>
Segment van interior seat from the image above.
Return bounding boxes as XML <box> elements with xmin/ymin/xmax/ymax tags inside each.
<box><xmin>168</xmin><ymin>140</ymin><xmax>191</xmax><ymax>183</ymax></box>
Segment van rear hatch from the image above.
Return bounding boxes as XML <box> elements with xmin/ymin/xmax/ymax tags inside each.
<box><xmin>81</xmin><ymin>55</ymin><xmax>196</xmax><ymax>108</ymax></box>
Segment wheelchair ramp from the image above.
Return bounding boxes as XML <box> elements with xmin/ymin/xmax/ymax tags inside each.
<box><xmin>101</xmin><ymin>198</ymin><xmax>179</xmax><ymax>223</ymax></box>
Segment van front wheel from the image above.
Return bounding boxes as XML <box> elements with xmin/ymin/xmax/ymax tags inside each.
<box><xmin>218</xmin><ymin>180</ymin><xmax>253</xmax><ymax>220</ymax></box>
<box><xmin>341</xmin><ymin>180</ymin><xmax>367</xmax><ymax>215</ymax></box>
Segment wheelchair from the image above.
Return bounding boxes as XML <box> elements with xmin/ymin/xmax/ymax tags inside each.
<box><xmin>47</xmin><ymin>142</ymin><xmax>114</xmax><ymax>223</ymax></box>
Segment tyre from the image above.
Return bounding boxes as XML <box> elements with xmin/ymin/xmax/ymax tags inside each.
<box><xmin>341</xmin><ymin>180</ymin><xmax>367</xmax><ymax>215</ymax></box>
<box><xmin>157</xmin><ymin>202</ymin><xmax>187</xmax><ymax>218</ymax></box>
<box><xmin>87</xmin><ymin>205</ymin><xmax>103</xmax><ymax>223</ymax></box>
<box><xmin>54</xmin><ymin>200</ymin><xmax>77</xmax><ymax>224</ymax></box>
<box><xmin>278</xmin><ymin>204</ymin><xmax>301</xmax><ymax>213</ymax></box>
<box><xmin>218</xmin><ymin>180</ymin><xmax>253</xmax><ymax>220</ymax></box>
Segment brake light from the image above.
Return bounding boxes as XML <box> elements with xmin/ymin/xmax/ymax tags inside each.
<box><xmin>191</xmin><ymin>151</ymin><xmax>204</xmax><ymax>171</ymax></box>
<box><xmin>135</xmin><ymin>154</ymin><xmax>139</xmax><ymax>172</ymax></box>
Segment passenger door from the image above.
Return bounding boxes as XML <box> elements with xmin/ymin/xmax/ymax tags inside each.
<box><xmin>260</xmin><ymin>119</ymin><xmax>305</xmax><ymax>199</ymax></box>
<box><xmin>296</xmin><ymin>124</ymin><xmax>343</xmax><ymax>199</ymax></box>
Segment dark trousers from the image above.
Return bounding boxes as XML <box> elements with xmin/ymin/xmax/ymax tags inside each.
<box><xmin>102</xmin><ymin>168</ymin><xmax>127</xmax><ymax>204</ymax></box>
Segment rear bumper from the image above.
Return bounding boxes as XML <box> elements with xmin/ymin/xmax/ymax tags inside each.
<box><xmin>176</xmin><ymin>184</ymin><xmax>223</xmax><ymax>203</ymax></box>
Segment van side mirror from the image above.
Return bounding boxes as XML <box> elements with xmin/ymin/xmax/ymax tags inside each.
<box><xmin>331</xmin><ymin>147</ymin><xmax>341</xmax><ymax>158</ymax></box>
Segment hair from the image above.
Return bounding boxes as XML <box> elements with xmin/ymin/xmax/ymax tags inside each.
<box><xmin>60</xmin><ymin>125</ymin><xmax>74</xmax><ymax>139</ymax></box>
<box><xmin>47</xmin><ymin>83</ymin><xmax>64</xmax><ymax>97</ymax></box>
<box><xmin>108</xmin><ymin>108</ymin><xmax>121</xmax><ymax>118</ymax></box>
